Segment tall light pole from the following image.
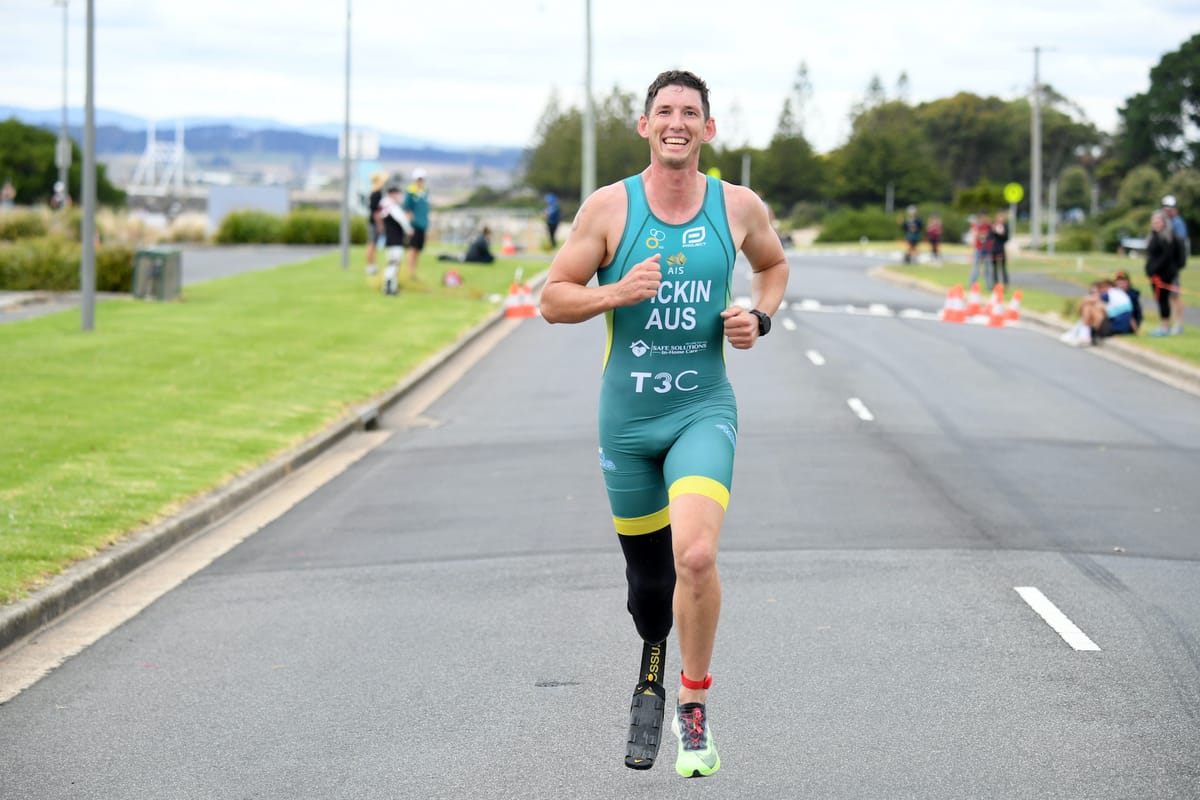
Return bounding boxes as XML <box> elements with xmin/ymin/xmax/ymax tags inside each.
<box><xmin>80</xmin><ymin>0</ymin><xmax>95</xmax><ymax>331</ymax></box>
<box><xmin>339</xmin><ymin>0</ymin><xmax>351</xmax><ymax>269</ymax></box>
<box><xmin>1030</xmin><ymin>45</ymin><xmax>1043</xmax><ymax>251</ymax></box>
<box><xmin>581</xmin><ymin>0</ymin><xmax>596</xmax><ymax>200</ymax></box>
<box><xmin>54</xmin><ymin>0</ymin><xmax>71</xmax><ymax>196</ymax></box>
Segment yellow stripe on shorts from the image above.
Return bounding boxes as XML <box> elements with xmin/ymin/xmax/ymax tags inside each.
<box><xmin>613</xmin><ymin>507</ymin><xmax>671</xmax><ymax>536</ymax></box>
<box><xmin>668</xmin><ymin>476</ymin><xmax>730</xmax><ymax>510</ymax></box>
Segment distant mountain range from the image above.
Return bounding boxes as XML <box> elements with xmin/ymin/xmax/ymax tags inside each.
<box><xmin>0</xmin><ymin>105</ymin><xmax>526</xmax><ymax>170</ymax></box>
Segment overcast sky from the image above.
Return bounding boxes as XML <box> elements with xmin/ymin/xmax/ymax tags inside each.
<box><xmin>2</xmin><ymin>1</ymin><xmax>1197</xmax><ymax>155</ymax></box>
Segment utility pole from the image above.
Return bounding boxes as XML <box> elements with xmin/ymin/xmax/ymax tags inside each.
<box><xmin>55</xmin><ymin>0</ymin><xmax>70</xmax><ymax>196</ymax></box>
<box><xmin>339</xmin><ymin>0</ymin><xmax>351</xmax><ymax>269</ymax></box>
<box><xmin>581</xmin><ymin>0</ymin><xmax>596</xmax><ymax>200</ymax></box>
<box><xmin>80</xmin><ymin>0</ymin><xmax>95</xmax><ymax>330</ymax></box>
<box><xmin>1030</xmin><ymin>45</ymin><xmax>1043</xmax><ymax>250</ymax></box>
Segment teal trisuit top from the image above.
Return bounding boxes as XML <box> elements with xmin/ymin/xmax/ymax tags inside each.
<box><xmin>595</xmin><ymin>174</ymin><xmax>739</xmax><ymax>535</ymax></box>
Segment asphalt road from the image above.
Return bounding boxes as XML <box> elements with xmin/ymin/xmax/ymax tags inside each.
<box><xmin>2</xmin><ymin>252</ymin><xmax>1198</xmax><ymax>798</ymax></box>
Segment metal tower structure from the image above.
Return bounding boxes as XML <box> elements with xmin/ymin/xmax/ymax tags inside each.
<box><xmin>130</xmin><ymin>118</ymin><xmax>186</xmax><ymax>190</ymax></box>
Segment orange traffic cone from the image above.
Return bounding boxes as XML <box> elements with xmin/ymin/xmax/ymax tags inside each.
<box><xmin>501</xmin><ymin>233</ymin><xmax>516</xmax><ymax>256</ymax></box>
<box><xmin>939</xmin><ymin>286</ymin><xmax>954</xmax><ymax>321</ymax></box>
<box><xmin>1006</xmin><ymin>289</ymin><xmax>1022</xmax><ymax>321</ymax></box>
<box><xmin>947</xmin><ymin>284</ymin><xmax>966</xmax><ymax>323</ymax></box>
<box><xmin>503</xmin><ymin>279</ymin><xmax>538</xmax><ymax>318</ymax></box>
<box><xmin>940</xmin><ymin>285</ymin><xmax>965</xmax><ymax>323</ymax></box>
<box><xmin>987</xmin><ymin>284</ymin><xmax>1007</xmax><ymax>328</ymax></box>
<box><xmin>965</xmin><ymin>282</ymin><xmax>983</xmax><ymax>317</ymax></box>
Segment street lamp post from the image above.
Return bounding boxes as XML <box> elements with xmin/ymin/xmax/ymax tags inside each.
<box><xmin>80</xmin><ymin>0</ymin><xmax>95</xmax><ymax>331</ymax></box>
<box><xmin>339</xmin><ymin>0</ymin><xmax>351</xmax><ymax>269</ymax></box>
<box><xmin>581</xmin><ymin>0</ymin><xmax>595</xmax><ymax>200</ymax></box>
<box><xmin>54</xmin><ymin>0</ymin><xmax>71</xmax><ymax>197</ymax></box>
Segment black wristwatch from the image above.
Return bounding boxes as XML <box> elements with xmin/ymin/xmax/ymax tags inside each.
<box><xmin>749</xmin><ymin>309</ymin><xmax>771</xmax><ymax>337</ymax></box>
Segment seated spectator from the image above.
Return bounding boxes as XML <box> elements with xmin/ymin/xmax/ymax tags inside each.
<box><xmin>1061</xmin><ymin>279</ymin><xmax>1135</xmax><ymax>346</ymax></box>
<box><xmin>1112</xmin><ymin>271</ymin><xmax>1142</xmax><ymax>332</ymax></box>
<box><xmin>438</xmin><ymin>226</ymin><xmax>495</xmax><ymax>264</ymax></box>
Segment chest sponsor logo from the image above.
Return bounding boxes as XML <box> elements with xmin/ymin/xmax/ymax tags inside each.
<box><xmin>682</xmin><ymin>226</ymin><xmax>707</xmax><ymax>247</ymax></box>
<box><xmin>628</xmin><ymin>340</ymin><xmax>708</xmax><ymax>357</ymax></box>
<box><xmin>644</xmin><ymin>227</ymin><xmax>666</xmax><ymax>250</ymax></box>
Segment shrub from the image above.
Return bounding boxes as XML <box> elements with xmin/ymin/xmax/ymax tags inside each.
<box><xmin>0</xmin><ymin>237</ymin><xmax>135</xmax><ymax>291</ymax></box>
<box><xmin>816</xmin><ymin>206</ymin><xmax>906</xmax><ymax>243</ymax></box>
<box><xmin>0</xmin><ymin>208</ymin><xmax>49</xmax><ymax>241</ymax></box>
<box><xmin>164</xmin><ymin>212</ymin><xmax>210</xmax><ymax>243</ymax></box>
<box><xmin>784</xmin><ymin>202</ymin><xmax>826</xmax><ymax>230</ymax></box>
<box><xmin>214</xmin><ymin>210</ymin><xmax>283</xmax><ymax>244</ymax></box>
<box><xmin>95</xmin><ymin>244</ymin><xmax>136</xmax><ymax>291</ymax></box>
<box><xmin>279</xmin><ymin>209</ymin><xmax>370</xmax><ymax>245</ymax></box>
<box><xmin>1100</xmin><ymin>208</ymin><xmax>1154</xmax><ymax>253</ymax></box>
<box><xmin>1052</xmin><ymin>225</ymin><xmax>1099</xmax><ymax>253</ymax></box>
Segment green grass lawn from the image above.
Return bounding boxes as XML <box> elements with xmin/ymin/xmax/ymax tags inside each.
<box><xmin>0</xmin><ymin>247</ymin><xmax>545</xmax><ymax>603</ymax></box>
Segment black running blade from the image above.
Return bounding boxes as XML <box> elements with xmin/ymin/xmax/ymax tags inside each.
<box><xmin>624</xmin><ymin>682</ymin><xmax>666</xmax><ymax>770</ymax></box>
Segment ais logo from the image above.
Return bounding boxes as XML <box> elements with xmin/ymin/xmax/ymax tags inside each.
<box><xmin>682</xmin><ymin>226</ymin><xmax>706</xmax><ymax>247</ymax></box>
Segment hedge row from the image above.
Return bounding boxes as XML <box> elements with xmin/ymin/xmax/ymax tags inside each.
<box><xmin>215</xmin><ymin>208</ymin><xmax>370</xmax><ymax>245</ymax></box>
<box><xmin>0</xmin><ymin>237</ymin><xmax>136</xmax><ymax>292</ymax></box>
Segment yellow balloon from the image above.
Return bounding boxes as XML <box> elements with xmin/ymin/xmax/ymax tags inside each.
<box><xmin>706</xmin><ymin>167</ymin><xmax>722</xmax><ymax>180</ymax></box>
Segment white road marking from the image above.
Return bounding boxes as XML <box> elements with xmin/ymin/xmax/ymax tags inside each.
<box><xmin>847</xmin><ymin>397</ymin><xmax>875</xmax><ymax>421</ymax></box>
<box><xmin>1014</xmin><ymin>586</ymin><xmax>1101</xmax><ymax>652</ymax></box>
<box><xmin>805</xmin><ymin>349</ymin><xmax>825</xmax><ymax>366</ymax></box>
<box><xmin>781</xmin><ymin>318</ymin><xmax>797</xmax><ymax>332</ymax></box>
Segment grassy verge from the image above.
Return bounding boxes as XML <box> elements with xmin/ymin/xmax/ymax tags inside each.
<box><xmin>873</xmin><ymin>245</ymin><xmax>1200</xmax><ymax>366</ymax></box>
<box><xmin>0</xmin><ymin>247</ymin><xmax>544</xmax><ymax>604</ymax></box>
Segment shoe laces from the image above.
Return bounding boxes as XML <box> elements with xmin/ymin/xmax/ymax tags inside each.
<box><xmin>679</xmin><ymin>704</ymin><xmax>708</xmax><ymax>751</ymax></box>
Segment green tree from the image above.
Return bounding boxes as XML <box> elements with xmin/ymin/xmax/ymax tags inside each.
<box><xmin>1115</xmin><ymin>33</ymin><xmax>1200</xmax><ymax>173</ymax></box>
<box><xmin>0</xmin><ymin>118</ymin><xmax>125</xmax><ymax>206</ymax></box>
<box><xmin>1116</xmin><ymin>165</ymin><xmax>1165</xmax><ymax>210</ymax></box>
<box><xmin>827</xmin><ymin>101</ymin><xmax>950</xmax><ymax>207</ymax></box>
<box><xmin>1057</xmin><ymin>165</ymin><xmax>1091</xmax><ymax>210</ymax></box>
<box><xmin>1164</xmin><ymin>167</ymin><xmax>1200</xmax><ymax>214</ymax></box>
<box><xmin>522</xmin><ymin>87</ymin><xmax>644</xmax><ymax>203</ymax></box>
<box><xmin>915</xmin><ymin>93</ymin><xmax>1016</xmax><ymax>191</ymax></box>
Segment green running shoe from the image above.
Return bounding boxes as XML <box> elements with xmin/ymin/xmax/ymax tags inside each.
<box><xmin>672</xmin><ymin>702</ymin><xmax>720</xmax><ymax>777</ymax></box>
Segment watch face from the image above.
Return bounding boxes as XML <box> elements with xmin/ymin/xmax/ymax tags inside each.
<box><xmin>752</xmin><ymin>310</ymin><xmax>770</xmax><ymax>335</ymax></box>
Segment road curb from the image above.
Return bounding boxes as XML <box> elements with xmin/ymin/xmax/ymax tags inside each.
<box><xmin>872</xmin><ymin>266</ymin><xmax>1200</xmax><ymax>396</ymax></box>
<box><xmin>0</xmin><ymin>275</ymin><xmax>546</xmax><ymax>654</ymax></box>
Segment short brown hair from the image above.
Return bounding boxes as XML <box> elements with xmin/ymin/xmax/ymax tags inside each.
<box><xmin>644</xmin><ymin>70</ymin><xmax>710</xmax><ymax>119</ymax></box>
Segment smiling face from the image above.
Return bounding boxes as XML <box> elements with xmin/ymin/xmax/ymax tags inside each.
<box><xmin>638</xmin><ymin>83</ymin><xmax>716</xmax><ymax>170</ymax></box>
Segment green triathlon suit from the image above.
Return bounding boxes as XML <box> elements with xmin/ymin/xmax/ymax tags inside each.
<box><xmin>597</xmin><ymin>174</ymin><xmax>738</xmax><ymax>536</ymax></box>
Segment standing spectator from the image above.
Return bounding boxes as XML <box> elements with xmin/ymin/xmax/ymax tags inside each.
<box><xmin>900</xmin><ymin>205</ymin><xmax>923</xmax><ymax>263</ymax></box>
<box><xmin>365</xmin><ymin>171</ymin><xmax>387</xmax><ymax>275</ymax></box>
<box><xmin>379</xmin><ymin>184</ymin><xmax>413</xmax><ymax>295</ymax></box>
<box><xmin>989</xmin><ymin>211</ymin><xmax>1010</xmax><ymax>288</ymax></box>
<box><xmin>968</xmin><ymin>213</ymin><xmax>991</xmax><ymax>289</ymax></box>
<box><xmin>1</xmin><ymin>177</ymin><xmax>15</xmax><ymax>210</ymax></box>
<box><xmin>1113</xmin><ymin>270</ymin><xmax>1143</xmax><ymax>332</ymax></box>
<box><xmin>543</xmin><ymin>192</ymin><xmax>561</xmax><ymax>248</ymax></box>
<box><xmin>1144</xmin><ymin>210</ymin><xmax>1184</xmax><ymax>336</ymax></box>
<box><xmin>1162</xmin><ymin>195</ymin><xmax>1188</xmax><ymax>334</ymax></box>
<box><xmin>403</xmin><ymin>169</ymin><xmax>430</xmax><ymax>281</ymax></box>
<box><xmin>925</xmin><ymin>214</ymin><xmax>943</xmax><ymax>261</ymax></box>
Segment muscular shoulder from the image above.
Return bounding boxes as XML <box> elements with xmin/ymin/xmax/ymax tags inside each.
<box><xmin>720</xmin><ymin>183</ymin><xmax>771</xmax><ymax>244</ymax></box>
<box><xmin>573</xmin><ymin>180</ymin><xmax>629</xmax><ymax>242</ymax></box>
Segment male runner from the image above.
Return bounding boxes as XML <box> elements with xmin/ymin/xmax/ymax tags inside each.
<box><xmin>540</xmin><ymin>69</ymin><xmax>788</xmax><ymax>777</ymax></box>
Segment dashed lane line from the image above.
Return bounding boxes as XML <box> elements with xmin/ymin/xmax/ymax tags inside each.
<box><xmin>1015</xmin><ymin>586</ymin><xmax>1101</xmax><ymax>652</ymax></box>
<box><xmin>847</xmin><ymin>397</ymin><xmax>875</xmax><ymax>422</ymax></box>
